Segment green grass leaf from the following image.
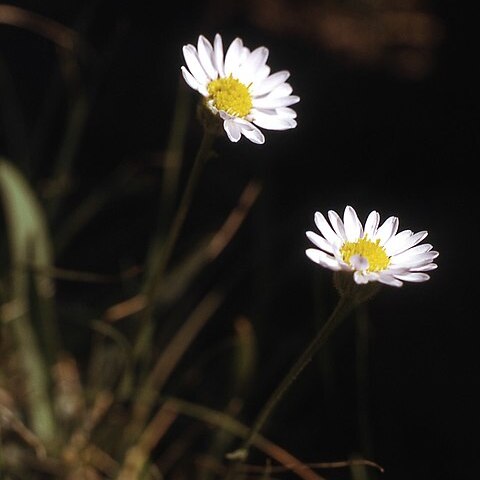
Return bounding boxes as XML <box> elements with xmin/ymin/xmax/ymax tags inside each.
<box><xmin>0</xmin><ymin>157</ymin><xmax>58</xmax><ymax>445</ymax></box>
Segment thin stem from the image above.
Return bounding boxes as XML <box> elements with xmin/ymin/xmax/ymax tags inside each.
<box><xmin>225</xmin><ymin>293</ymin><xmax>354</xmax><ymax>478</ymax></box>
<box><xmin>132</xmin><ymin>130</ymin><xmax>216</xmax><ymax>361</ymax></box>
<box><xmin>143</xmin><ymin>129</ymin><xmax>215</xmax><ymax>307</ymax></box>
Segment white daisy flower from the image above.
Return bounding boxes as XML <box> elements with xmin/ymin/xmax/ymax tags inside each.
<box><xmin>305</xmin><ymin>205</ymin><xmax>439</xmax><ymax>287</ymax></box>
<box><xmin>181</xmin><ymin>33</ymin><xmax>300</xmax><ymax>144</ymax></box>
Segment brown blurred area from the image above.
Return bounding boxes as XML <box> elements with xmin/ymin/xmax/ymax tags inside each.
<box><xmin>205</xmin><ymin>0</ymin><xmax>444</xmax><ymax>80</ymax></box>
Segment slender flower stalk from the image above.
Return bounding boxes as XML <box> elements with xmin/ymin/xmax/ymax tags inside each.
<box><xmin>132</xmin><ymin>130</ymin><xmax>217</xmax><ymax>362</ymax></box>
<box><xmin>225</xmin><ymin>288</ymin><xmax>358</xmax><ymax>478</ymax></box>
<box><xmin>141</xmin><ymin>129</ymin><xmax>216</xmax><ymax>303</ymax></box>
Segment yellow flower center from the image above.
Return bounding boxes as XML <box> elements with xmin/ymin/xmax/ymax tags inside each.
<box><xmin>207</xmin><ymin>76</ymin><xmax>252</xmax><ymax>118</ymax></box>
<box><xmin>340</xmin><ymin>237</ymin><xmax>390</xmax><ymax>272</ymax></box>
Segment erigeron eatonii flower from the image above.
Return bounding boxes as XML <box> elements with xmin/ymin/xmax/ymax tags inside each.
<box><xmin>181</xmin><ymin>33</ymin><xmax>300</xmax><ymax>144</ymax></box>
<box><xmin>305</xmin><ymin>206</ymin><xmax>438</xmax><ymax>287</ymax></box>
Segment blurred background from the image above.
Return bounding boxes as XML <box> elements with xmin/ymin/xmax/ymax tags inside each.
<box><xmin>0</xmin><ymin>1</ymin><xmax>478</xmax><ymax>479</ymax></box>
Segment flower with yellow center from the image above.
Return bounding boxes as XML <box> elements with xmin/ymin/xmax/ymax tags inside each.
<box><xmin>305</xmin><ymin>205</ymin><xmax>439</xmax><ymax>287</ymax></box>
<box><xmin>181</xmin><ymin>33</ymin><xmax>300</xmax><ymax>144</ymax></box>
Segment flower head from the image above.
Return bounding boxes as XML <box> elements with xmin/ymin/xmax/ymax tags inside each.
<box><xmin>181</xmin><ymin>33</ymin><xmax>300</xmax><ymax>144</ymax></box>
<box><xmin>305</xmin><ymin>206</ymin><xmax>438</xmax><ymax>287</ymax></box>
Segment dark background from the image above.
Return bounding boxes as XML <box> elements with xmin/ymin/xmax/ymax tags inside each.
<box><xmin>0</xmin><ymin>1</ymin><xmax>478</xmax><ymax>479</ymax></box>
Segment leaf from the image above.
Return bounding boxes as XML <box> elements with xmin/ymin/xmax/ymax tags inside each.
<box><xmin>0</xmin><ymin>157</ymin><xmax>58</xmax><ymax>443</ymax></box>
<box><xmin>0</xmin><ymin>157</ymin><xmax>55</xmax><ymax>321</ymax></box>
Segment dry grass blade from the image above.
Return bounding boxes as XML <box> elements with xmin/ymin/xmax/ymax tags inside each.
<box><xmin>239</xmin><ymin>459</ymin><xmax>383</xmax><ymax>475</ymax></box>
<box><xmin>64</xmin><ymin>391</ymin><xmax>114</xmax><ymax>456</ymax></box>
<box><xmin>207</xmin><ymin>180</ymin><xmax>262</xmax><ymax>260</ymax></box>
<box><xmin>127</xmin><ymin>290</ymin><xmax>224</xmax><ymax>442</ymax></box>
<box><xmin>0</xmin><ymin>404</ymin><xmax>46</xmax><ymax>459</ymax></box>
<box><xmin>104</xmin><ymin>179</ymin><xmax>262</xmax><ymax>323</ymax></box>
<box><xmin>0</xmin><ymin>5</ymin><xmax>80</xmax><ymax>51</ymax></box>
<box><xmin>116</xmin><ymin>400</ymin><xmax>178</xmax><ymax>480</ymax></box>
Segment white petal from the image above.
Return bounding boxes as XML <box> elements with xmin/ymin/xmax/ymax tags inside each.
<box><xmin>251</xmin><ymin>111</ymin><xmax>297</xmax><ymax>130</ymax></box>
<box><xmin>240</xmin><ymin>46</ymin><xmax>250</xmax><ymax>65</ymax></box>
<box><xmin>314</xmin><ymin>211</ymin><xmax>342</xmax><ymax>246</ymax></box>
<box><xmin>181</xmin><ymin>66</ymin><xmax>203</xmax><ymax>93</ymax></box>
<box><xmin>350</xmin><ymin>254</ymin><xmax>369</xmax><ymax>271</ymax></box>
<box><xmin>223</xmin><ymin>119</ymin><xmax>241</xmax><ymax>142</ymax></box>
<box><xmin>182</xmin><ymin>44</ymin><xmax>209</xmax><ymax>86</ymax></box>
<box><xmin>343</xmin><ymin>206</ymin><xmax>362</xmax><ymax>241</ymax></box>
<box><xmin>409</xmin><ymin>231</ymin><xmax>429</xmax><ymax>247</ymax></box>
<box><xmin>252</xmin><ymin>95</ymin><xmax>300</xmax><ymax>109</ymax></box>
<box><xmin>224</xmin><ymin>37</ymin><xmax>244</xmax><ymax>76</ymax></box>
<box><xmin>387</xmin><ymin>230</ymin><xmax>428</xmax><ymax>256</ymax></box>
<box><xmin>376</xmin><ymin>216</ymin><xmax>399</xmax><ymax>245</ymax></box>
<box><xmin>306</xmin><ymin>231</ymin><xmax>335</xmax><ymax>254</ymax></box>
<box><xmin>392</xmin><ymin>251</ymin><xmax>439</xmax><ymax>269</ymax></box>
<box><xmin>393</xmin><ymin>272</ymin><xmax>430</xmax><ymax>282</ymax></box>
<box><xmin>276</xmin><ymin>107</ymin><xmax>297</xmax><ymax>118</ymax></box>
<box><xmin>353</xmin><ymin>271</ymin><xmax>370</xmax><ymax>284</ymax></box>
<box><xmin>305</xmin><ymin>249</ymin><xmax>342</xmax><ymax>271</ymax></box>
<box><xmin>328</xmin><ymin>210</ymin><xmax>347</xmax><ymax>241</ymax></box>
<box><xmin>391</xmin><ymin>244</ymin><xmax>435</xmax><ymax>263</ymax></box>
<box><xmin>354</xmin><ymin>271</ymin><xmax>381</xmax><ymax>284</ymax></box>
<box><xmin>386</xmin><ymin>266</ymin><xmax>409</xmax><ymax>275</ymax></box>
<box><xmin>364</xmin><ymin>210</ymin><xmax>380</xmax><ymax>238</ymax></box>
<box><xmin>413</xmin><ymin>263</ymin><xmax>438</xmax><ymax>272</ymax></box>
<box><xmin>213</xmin><ymin>33</ymin><xmax>225</xmax><ymax>77</ymax></box>
<box><xmin>267</xmin><ymin>83</ymin><xmax>293</xmax><ymax>98</ymax></box>
<box><xmin>407</xmin><ymin>243</ymin><xmax>434</xmax><ymax>255</ymax></box>
<box><xmin>197</xmin><ymin>35</ymin><xmax>218</xmax><ymax>80</ymax></box>
<box><xmin>332</xmin><ymin>248</ymin><xmax>347</xmax><ymax>266</ymax></box>
<box><xmin>219</xmin><ymin>110</ymin><xmax>233</xmax><ymax>120</ymax></box>
<box><xmin>238</xmin><ymin>46</ymin><xmax>269</xmax><ymax>84</ymax></box>
<box><xmin>240</xmin><ymin>123</ymin><xmax>265</xmax><ymax>144</ymax></box>
<box><xmin>378</xmin><ymin>273</ymin><xmax>403</xmax><ymax>287</ymax></box>
<box><xmin>254</xmin><ymin>65</ymin><xmax>271</xmax><ymax>83</ymax></box>
<box><xmin>251</xmin><ymin>70</ymin><xmax>290</xmax><ymax>96</ymax></box>
<box><xmin>283</xmin><ymin>95</ymin><xmax>301</xmax><ymax>106</ymax></box>
<box><xmin>222</xmin><ymin>114</ymin><xmax>265</xmax><ymax>144</ymax></box>
<box><xmin>384</xmin><ymin>229</ymin><xmax>413</xmax><ymax>255</ymax></box>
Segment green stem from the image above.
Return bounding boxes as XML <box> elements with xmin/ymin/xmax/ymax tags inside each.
<box><xmin>225</xmin><ymin>293</ymin><xmax>354</xmax><ymax>478</ymax></box>
<box><xmin>131</xmin><ymin>129</ymin><xmax>216</xmax><ymax>381</ymax></box>
<box><xmin>11</xmin><ymin>312</ymin><xmax>57</xmax><ymax>447</ymax></box>
<box><xmin>143</xmin><ymin>129</ymin><xmax>216</xmax><ymax>308</ymax></box>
